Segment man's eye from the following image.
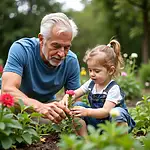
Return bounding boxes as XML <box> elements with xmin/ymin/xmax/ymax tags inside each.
<box><xmin>64</xmin><ymin>46</ymin><xmax>70</xmax><ymax>50</ymax></box>
<box><xmin>54</xmin><ymin>45</ymin><xmax>61</xmax><ymax>49</ymax></box>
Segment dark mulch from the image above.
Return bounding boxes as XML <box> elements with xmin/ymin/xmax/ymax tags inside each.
<box><xmin>16</xmin><ymin>133</ymin><xmax>60</xmax><ymax>150</ymax></box>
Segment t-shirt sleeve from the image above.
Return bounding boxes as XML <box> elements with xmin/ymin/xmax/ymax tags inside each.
<box><xmin>106</xmin><ymin>85</ymin><xmax>122</xmax><ymax>104</ymax></box>
<box><xmin>64</xmin><ymin>57</ymin><xmax>80</xmax><ymax>90</ymax></box>
<box><xmin>4</xmin><ymin>42</ymin><xmax>26</xmax><ymax>76</ymax></box>
<box><xmin>80</xmin><ymin>79</ymin><xmax>92</xmax><ymax>93</ymax></box>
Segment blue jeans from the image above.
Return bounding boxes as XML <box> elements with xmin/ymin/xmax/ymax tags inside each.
<box><xmin>73</xmin><ymin>101</ymin><xmax>135</xmax><ymax>133</ymax></box>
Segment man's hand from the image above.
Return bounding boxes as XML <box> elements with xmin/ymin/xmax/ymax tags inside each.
<box><xmin>34</xmin><ymin>101</ymin><xmax>71</xmax><ymax>124</ymax></box>
<box><xmin>59</xmin><ymin>94</ymin><xmax>69</xmax><ymax>107</ymax></box>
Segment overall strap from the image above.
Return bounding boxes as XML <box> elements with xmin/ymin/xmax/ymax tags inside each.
<box><xmin>103</xmin><ymin>81</ymin><xmax>117</xmax><ymax>93</ymax></box>
<box><xmin>88</xmin><ymin>80</ymin><xmax>95</xmax><ymax>91</ymax></box>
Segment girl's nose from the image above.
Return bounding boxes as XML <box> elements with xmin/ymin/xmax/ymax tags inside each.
<box><xmin>90</xmin><ymin>71</ymin><xmax>95</xmax><ymax>77</ymax></box>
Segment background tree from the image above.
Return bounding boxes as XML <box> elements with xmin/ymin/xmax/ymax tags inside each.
<box><xmin>0</xmin><ymin>0</ymin><xmax>62</xmax><ymax>63</ymax></box>
<box><xmin>114</xmin><ymin>0</ymin><xmax>150</xmax><ymax>63</ymax></box>
<box><xmin>0</xmin><ymin>0</ymin><xmax>150</xmax><ymax>67</ymax></box>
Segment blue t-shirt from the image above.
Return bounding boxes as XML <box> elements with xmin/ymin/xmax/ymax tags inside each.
<box><xmin>4</xmin><ymin>38</ymin><xmax>80</xmax><ymax>102</ymax></box>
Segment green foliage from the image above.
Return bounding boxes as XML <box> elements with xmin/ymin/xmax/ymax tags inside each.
<box><xmin>139</xmin><ymin>61</ymin><xmax>150</xmax><ymax>88</ymax></box>
<box><xmin>116</xmin><ymin>53</ymin><xmax>142</xmax><ymax>100</ymax></box>
<box><xmin>130</xmin><ymin>95</ymin><xmax>150</xmax><ymax>136</ymax></box>
<box><xmin>0</xmin><ymin>99</ymin><xmax>41</xmax><ymax>149</ymax></box>
<box><xmin>116</xmin><ymin>74</ymin><xmax>141</xmax><ymax>100</ymax></box>
<box><xmin>58</xmin><ymin>121</ymin><xmax>145</xmax><ymax>150</ymax></box>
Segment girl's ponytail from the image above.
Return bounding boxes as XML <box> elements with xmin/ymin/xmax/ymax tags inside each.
<box><xmin>109</xmin><ymin>40</ymin><xmax>124</xmax><ymax>76</ymax></box>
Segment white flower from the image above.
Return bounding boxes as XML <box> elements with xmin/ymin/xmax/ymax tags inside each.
<box><xmin>131</xmin><ymin>53</ymin><xmax>138</xmax><ymax>58</ymax></box>
<box><xmin>110</xmin><ymin>109</ymin><xmax>120</xmax><ymax>117</ymax></box>
<box><xmin>145</xmin><ymin>82</ymin><xmax>150</xmax><ymax>87</ymax></box>
<box><xmin>129</xmin><ymin>60</ymin><xmax>133</xmax><ymax>64</ymax></box>
<box><xmin>123</xmin><ymin>53</ymin><xmax>128</xmax><ymax>58</ymax></box>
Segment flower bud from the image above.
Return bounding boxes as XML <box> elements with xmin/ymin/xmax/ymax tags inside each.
<box><xmin>110</xmin><ymin>109</ymin><xmax>120</xmax><ymax>117</ymax></box>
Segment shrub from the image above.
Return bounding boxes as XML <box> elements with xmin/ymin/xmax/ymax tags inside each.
<box><xmin>0</xmin><ymin>94</ymin><xmax>41</xmax><ymax>149</ymax></box>
<box><xmin>115</xmin><ymin>53</ymin><xmax>142</xmax><ymax>100</ymax></box>
<box><xmin>116</xmin><ymin>74</ymin><xmax>142</xmax><ymax>100</ymax></box>
<box><xmin>130</xmin><ymin>95</ymin><xmax>150</xmax><ymax>136</ymax></box>
<box><xmin>58</xmin><ymin>121</ymin><xmax>144</xmax><ymax>150</ymax></box>
<box><xmin>139</xmin><ymin>61</ymin><xmax>150</xmax><ymax>89</ymax></box>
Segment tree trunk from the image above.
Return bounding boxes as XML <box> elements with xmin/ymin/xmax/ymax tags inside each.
<box><xmin>142</xmin><ymin>0</ymin><xmax>149</xmax><ymax>63</ymax></box>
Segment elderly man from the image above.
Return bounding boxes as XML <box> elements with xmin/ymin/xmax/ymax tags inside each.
<box><xmin>1</xmin><ymin>12</ymin><xmax>80</xmax><ymax>124</ymax></box>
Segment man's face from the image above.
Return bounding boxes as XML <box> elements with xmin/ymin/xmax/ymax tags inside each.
<box><xmin>39</xmin><ymin>25</ymin><xmax>72</xmax><ymax>67</ymax></box>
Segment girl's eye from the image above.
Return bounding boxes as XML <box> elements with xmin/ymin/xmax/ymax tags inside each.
<box><xmin>88</xmin><ymin>69</ymin><xmax>92</xmax><ymax>72</ymax></box>
<box><xmin>95</xmin><ymin>70</ymin><xmax>100</xmax><ymax>73</ymax></box>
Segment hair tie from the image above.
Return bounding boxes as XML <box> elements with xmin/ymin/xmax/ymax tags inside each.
<box><xmin>107</xmin><ymin>43</ymin><xmax>111</xmax><ymax>47</ymax></box>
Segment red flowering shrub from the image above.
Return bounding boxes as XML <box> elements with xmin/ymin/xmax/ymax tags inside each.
<box><xmin>0</xmin><ymin>93</ymin><xmax>14</xmax><ymax>107</ymax></box>
<box><xmin>66</xmin><ymin>90</ymin><xmax>75</xmax><ymax>96</ymax></box>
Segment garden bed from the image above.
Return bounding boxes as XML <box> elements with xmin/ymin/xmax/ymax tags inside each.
<box><xmin>16</xmin><ymin>133</ymin><xmax>59</xmax><ymax>150</ymax></box>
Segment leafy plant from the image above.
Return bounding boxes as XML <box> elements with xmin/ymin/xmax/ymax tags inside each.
<box><xmin>58</xmin><ymin>121</ymin><xmax>144</xmax><ymax>150</ymax></box>
<box><xmin>13</xmin><ymin>100</ymin><xmax>41</xmax><ymax>145</ymax></box>
<box><xmin>139</xmin><ymin>60</ymin><xmax>150</xmax><ymax>89</ymax></box>
<box><xmin>0</xmin><ymin>93</ymin><xmax>41</xmax><ymax>149</ymax></box>
<box><xmin>116</xmin><ymin>53</ymin><xmax>142</xmax><ymax>100</ymax></box>
<box><xmin>53</xmin><ymin>90</ymin><xmax>81</xmax><ymax>135</ymax></box>
<box><xmin>0</xmin><ymin>94</ymin><xmax>22</xmax><ymax>149</ymax></box>
<box><xmin>130</xmin><ymin>95</ymin><xmax>150</xmax><ymax>136</ymax></box>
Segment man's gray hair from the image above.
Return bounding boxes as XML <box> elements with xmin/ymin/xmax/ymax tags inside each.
<box><xmin>40</xmin><ymin>12</ymin><xmax>78</xmax><ymax>40</ymax></box>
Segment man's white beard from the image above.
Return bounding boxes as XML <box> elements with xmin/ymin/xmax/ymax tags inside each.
<box><xmin>48</xmin><ymin>59</ymin><xmax>63</xmax><ymax>66</ymax></box>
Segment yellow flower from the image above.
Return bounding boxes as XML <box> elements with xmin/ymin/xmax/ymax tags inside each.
<box><xmin>80</xmin><ymin>67</ymin><xmax>87</xmax><ymax>76</ymax></box>
<box><xmin>40</xmin><ymin>137</ymin><xmax>46</xmax><ymax>143</ymax></box>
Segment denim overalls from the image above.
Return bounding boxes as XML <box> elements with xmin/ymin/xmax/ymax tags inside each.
<box><xmin>73</xmin><ymin>80</ymin><xmax>136</xmax><ymax>133</ymax></box>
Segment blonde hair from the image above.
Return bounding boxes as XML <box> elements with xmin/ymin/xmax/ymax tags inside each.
<box><xmin>83</xmin><ymin>40</ymin><xmax>124</xmax><ymax>77</ymax></box>
<box><xmin>40</xmin><ymin>12</ymin><xmax>78</xmax><ymax>40</ymax></box>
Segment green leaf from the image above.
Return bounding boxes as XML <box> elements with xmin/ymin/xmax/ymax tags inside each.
<box><xmin>1</xmin><ymin>128</ymin><xmax>12</xmax><ymax>136</ymax></box>
<box><xmin>0</xmin><ymin>122</ymin><xmax>5</xmax><ymax>130</ymax></box>
<box><xmin>22</xmin><ymin>133</ymin><xmax>32</xmax><ymax>144</ymax></box>
<box><xmin>1</xmin><ymin>136</ymin><xmax>13</xmax><ymax>149</ymax></box>
<box><xmin>16</xmin><ymin>136</ymin><xmax>23</xmax><ymax>143</ymax></box>
<box><xmin>3</xmin><ymin>113</ymin><xmax>14</xmax><ymax>119</ymax></box>
<box><xmin>7</xmin><ymin>120</ymin><xmax>22</xmax><ymax>129</ymax></box>
<box><xmin>24</xmin><ymin>128</ymin><xmax>38</xmax><ymax>136</ymax></box>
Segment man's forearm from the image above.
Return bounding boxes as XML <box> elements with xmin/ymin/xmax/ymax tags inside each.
<box><xmin>2</xmin><ymin>87</ymin><xmax>42</xmax><ymax>110</ymax></box>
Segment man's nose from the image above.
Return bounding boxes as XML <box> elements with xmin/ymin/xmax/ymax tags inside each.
<box><xmin>57</xmin><ymin>48</ymin><xmax>65</xmax><ymax>57</ymax></box>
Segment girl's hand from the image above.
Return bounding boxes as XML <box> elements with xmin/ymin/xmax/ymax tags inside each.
<box><xmin>71</xmin><ymin>106</ymin><xmax>89</xmax><ymax>117</ymax></box>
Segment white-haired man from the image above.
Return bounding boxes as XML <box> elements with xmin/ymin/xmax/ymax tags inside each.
<box><xmin>1</xmin><ymin>12</ymin><xmax>80</xmax><ymax>124</ymax></box>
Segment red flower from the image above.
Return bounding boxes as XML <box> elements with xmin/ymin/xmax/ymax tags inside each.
<box><xmin>0</xmin><ymin>93</ymin><xmax>14</xmax><ymax>107</ymax></box>
<box><xmin>66</xmin><ymin>90</ymin><xmax>75</xmax><ymax>96</ymax></box>
<box><xmin>0</xmin><ymin>65</ymin><xmax>3</xmax><ymax>73</ymax></box>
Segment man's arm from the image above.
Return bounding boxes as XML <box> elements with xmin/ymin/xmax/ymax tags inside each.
<box><xmin>2</xmin><ymin>72</ymin><xmax>70</xmax><ymax>123</ymax></box>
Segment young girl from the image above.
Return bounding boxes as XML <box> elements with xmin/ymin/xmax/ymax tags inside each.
<box><xmin>61</xmin><ymin>40</ymin><xmax>135</xmax><ymax>136</ymax></box>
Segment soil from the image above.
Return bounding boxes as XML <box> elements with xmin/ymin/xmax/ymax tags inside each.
<box><xmin>16</xmin><ymin>133</ymin><xmax>60</xmax><ymax>150</ymax></box>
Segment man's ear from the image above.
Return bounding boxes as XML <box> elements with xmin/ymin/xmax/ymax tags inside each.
<box><xmin>109</xmin><ymin>66</ymin><xmax>115</xmax><ymax>75</ymax></box>
<box><xmin>38</xmin><ymin>33</ymin><xmax>44</xmax><ymax>46</ymax></box>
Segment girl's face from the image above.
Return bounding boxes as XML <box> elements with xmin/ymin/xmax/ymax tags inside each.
<box><xmin>87</xmin><ymin>54</ymin><xmax>114</xmax><ymax>86</ymax></box>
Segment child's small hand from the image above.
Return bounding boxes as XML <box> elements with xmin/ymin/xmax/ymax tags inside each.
<box><xmin>71</xmin><ymin>106</ymin><xmax>88</xmax><ymax>117</ymax></box>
